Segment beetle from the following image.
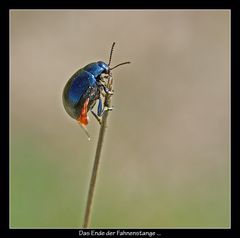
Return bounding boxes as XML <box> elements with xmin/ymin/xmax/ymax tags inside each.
<box><xmin>62</xmin><ymin>42</ymin><xmax>130</xmax><ymax>139</ymax></box>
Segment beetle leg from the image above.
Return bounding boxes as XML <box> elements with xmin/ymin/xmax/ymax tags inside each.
<box><xmin>91</xmin><ymin>110</ymin><xmax>102</xmax><ymax>125</ymax></box>
<box><xmin>97</xmin><ymin>97</ymin><xmax>103</xmax><ymax>116</ymax></box>
<box><xmin>90</xmin><ymin>97</ymin><xmax>104</xmax><ymax>125</ymax></box>
<box><xmin>101</xmin><ymin>84</ymin><xmax>114</xmax><ymax>95</ymax></box>
<box><xmin>98</xmin><ymin>106</ymin><xmax>114</xmax><ymax>117</ymax></box>
<box><xmin>97</xmin><ymin>81</ymin><xmax>114</xmax><ymax>95</ymax></box>
<box><xmin>101</xmin><ymin>91</ymin><xmax>105</xmax><ymax>97</ymax></box>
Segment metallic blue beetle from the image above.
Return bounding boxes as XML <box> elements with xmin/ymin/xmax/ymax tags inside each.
<box><xmin>62</xmin><ymin>42</ymin><xmax>130</xmax><ymax>138</ymax></box>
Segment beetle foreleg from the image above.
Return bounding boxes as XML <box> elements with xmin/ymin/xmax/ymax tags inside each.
<box><xmin>98</xmin><ymin>106</ymin><xmax>114</xmax><ymax>117</ymax></box>
<box><xmin>101</xmin><ymin>84</ymin><xmax>114</xmax><ymax>95</ymax></box>
<box><xmin>97</xmin><ymin>81</ymin><xmax>114</xmax><ymax>95</ymax></box>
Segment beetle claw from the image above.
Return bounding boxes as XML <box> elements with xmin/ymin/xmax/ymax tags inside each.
<box><xmin>107</xmin><ymin>90</ymin><xmax>114</xmax><ymax>95</ymax></box>
<box><xmin>106</xmin><ymin>106</ymin><xmax>114</xmax><ymax>111</ymax></box>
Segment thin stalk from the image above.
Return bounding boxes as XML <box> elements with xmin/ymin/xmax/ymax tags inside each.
<box><xmin>82</xmin><ymin>75</ymin><xmax>113</xmax><ymax>228</ymax></box>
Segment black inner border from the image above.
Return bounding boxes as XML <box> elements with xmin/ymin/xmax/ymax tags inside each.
<box><xmin>1</xmin><ymin>1</ymin><xmax>239</xmax><ymax>238</ymax></box>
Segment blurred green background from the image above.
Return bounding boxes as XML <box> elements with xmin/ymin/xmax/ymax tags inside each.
<box><xmin>10</xmin><ymin>10</ymin><xmax>230</xmax><ymax>228</ymax></box>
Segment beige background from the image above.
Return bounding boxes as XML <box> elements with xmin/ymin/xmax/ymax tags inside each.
<box><xmin>10</xmin><ymin>10</ymin><xmax>230</xmax><ymax>228</ymax></box>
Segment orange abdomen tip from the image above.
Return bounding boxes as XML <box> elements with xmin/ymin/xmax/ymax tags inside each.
<box><xmin>77</xmin><ymin>98</ymin><xmax>89</xmax><ymax>126</ymax></box>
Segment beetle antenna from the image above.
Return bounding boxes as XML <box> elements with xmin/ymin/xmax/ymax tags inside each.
<box><xmin>108</xmin><ymin>42</ymin><xmax>116</xmax><ymax>66</ymax></box>
<box><xmin>109</xmin><ymin>61</ymin><xmax>131</xmax><ymax>70</ymax></box>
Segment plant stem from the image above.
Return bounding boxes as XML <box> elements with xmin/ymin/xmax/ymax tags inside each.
<box><xmin>82</xmin><ymin>75</ymin><xmax>113</xmax><ymax>228</ymax></box>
